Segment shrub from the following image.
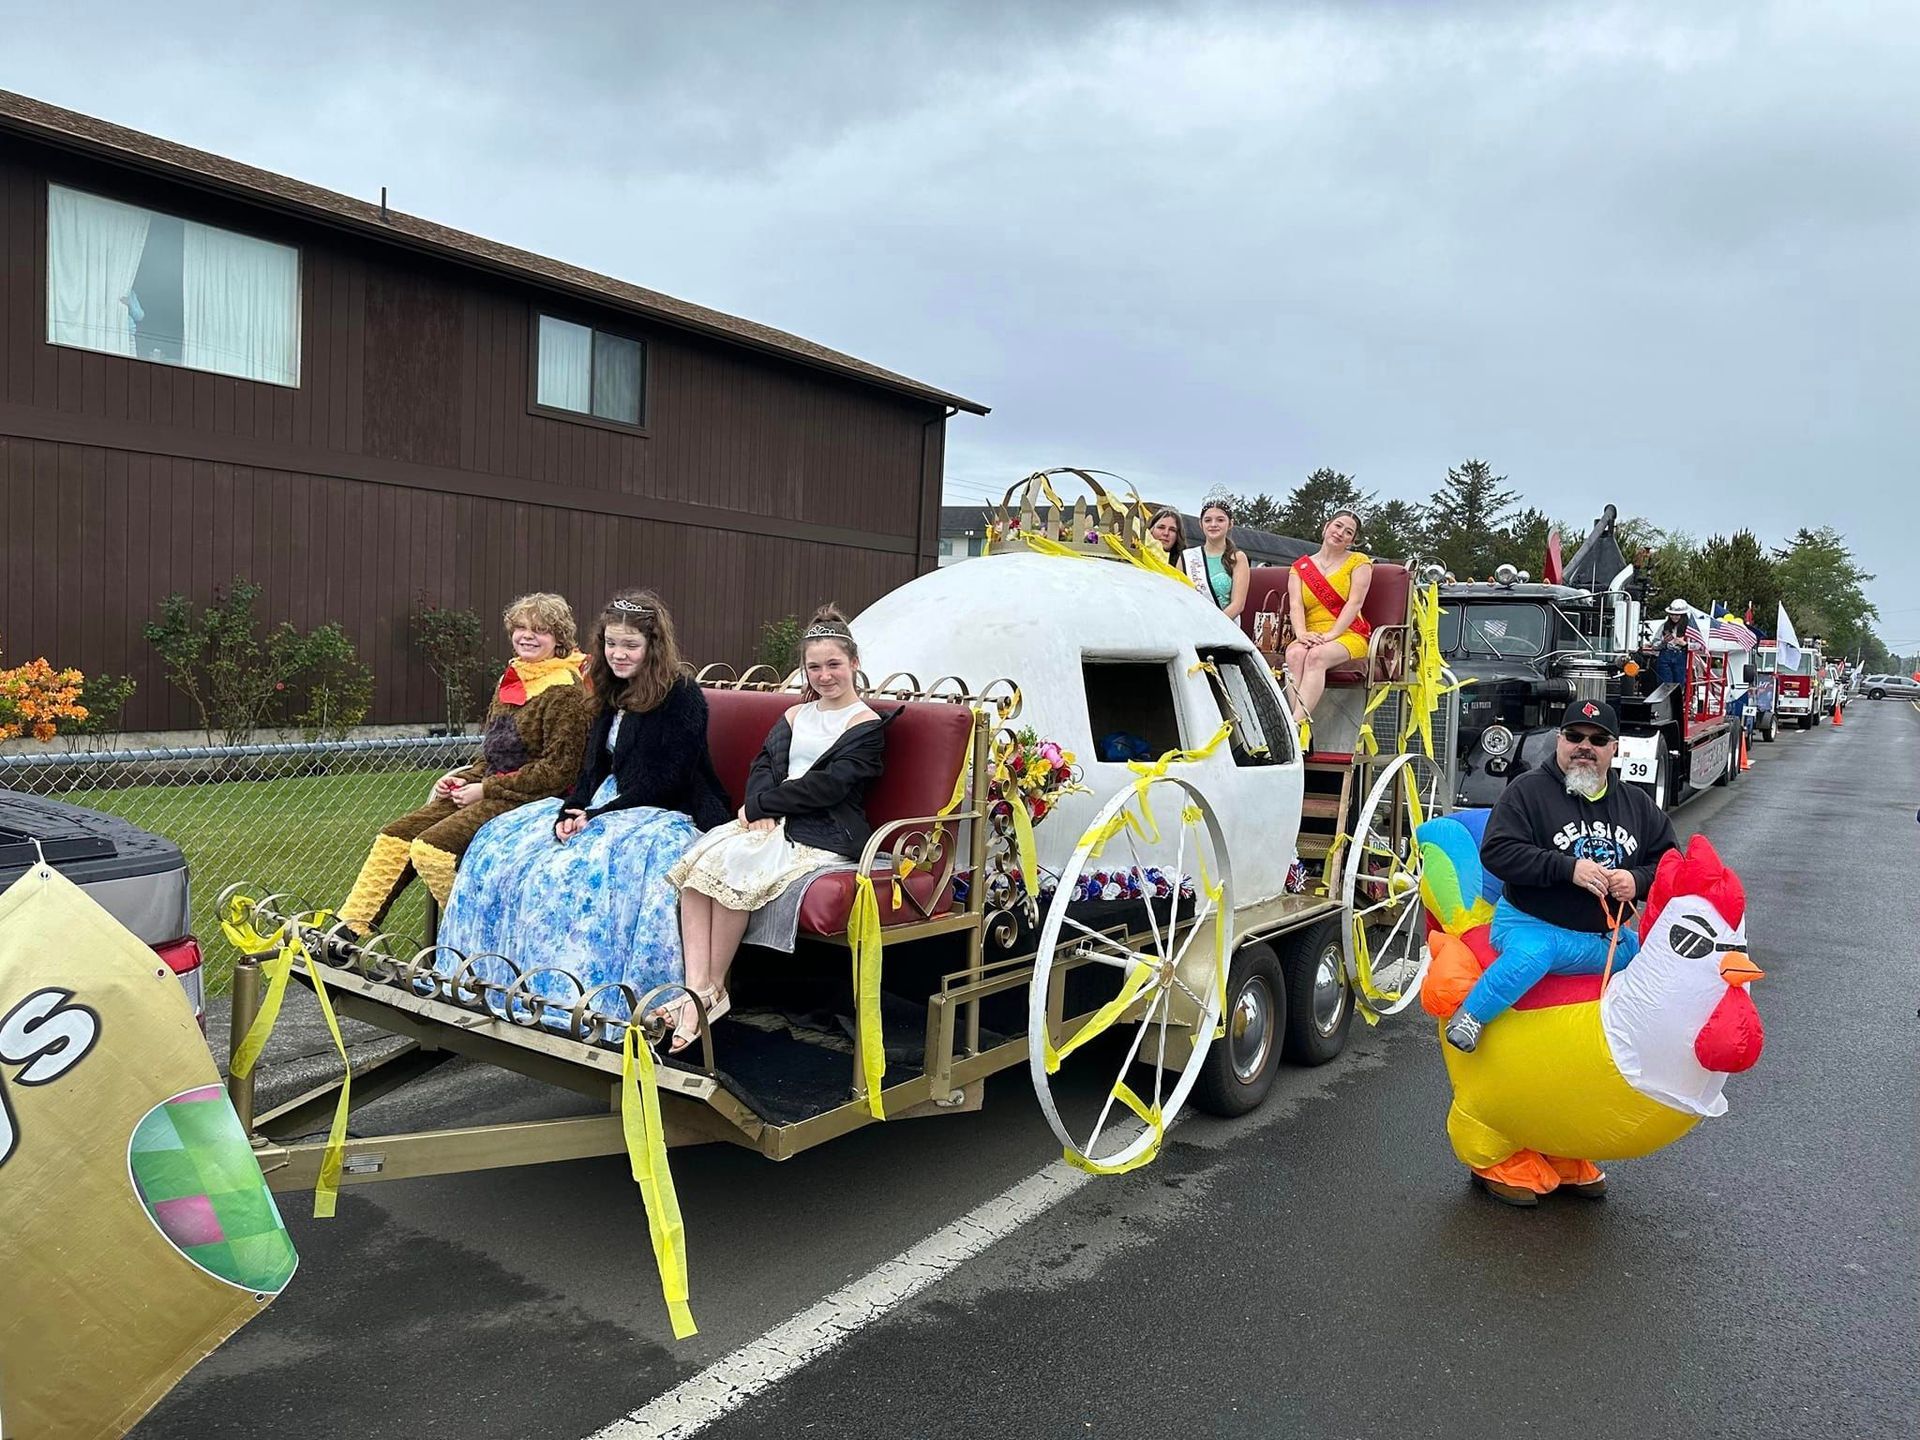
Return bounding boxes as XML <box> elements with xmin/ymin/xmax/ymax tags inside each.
<box><xmin>412</xmin><ymin>602</ymin><xmax>491</xmax><ymax>734</ymax></box>
<box><xmin>756</xmin><ymin>614</ymin><xmax>802</xmax><ymax>678</ymax></box>
<box><xmin>66</xmin><ymin>672</ymin><xmax>138</xmax><ymax>749</ymax></box>
<box><xmin>144</xmin><ymin>579</ymin><xmax>373</xmax><ymax>745</ymax></box>
<box><xmin>0</xmin><ymin>643</ymin><xmax>88</xmax><ymax>743</ymax></box>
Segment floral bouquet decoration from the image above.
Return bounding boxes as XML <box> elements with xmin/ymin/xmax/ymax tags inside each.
<box><xmin>975</xmin><ymin>726</ymin><xmax>1087</xmax><ymax>914</ymax></box>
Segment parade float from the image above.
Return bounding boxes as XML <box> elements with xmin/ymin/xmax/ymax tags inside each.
<box><xmin>213</xmin><ymin>468</ymin><xmax>1453</xmax><ymax>1335</ymax></box>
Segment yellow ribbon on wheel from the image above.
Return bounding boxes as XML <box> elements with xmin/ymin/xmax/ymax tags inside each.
<box><xmin>1062</xmin><ymin>1082</ymin><xmax>1165</xmax><ymax>1175</ymax></box>
<box><xmin>848</xmin><ymin>875</ymin><xmax>888</xmax><ymax>1119</ymax></box>
<box><xmin>1043</xmin><ymin>961</ymin><xmax>1156</xmax><ymax>1075</ymax></box>
<box><xmin>621</xmin><ymin>1024</ymin><xmax>697</xmax><ymax>1338</ymax></box>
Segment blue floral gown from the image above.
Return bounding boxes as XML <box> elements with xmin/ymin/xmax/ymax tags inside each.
<box><xmin>436</xmin><ymin>775</ymin><xmax>701</xmax><ymax>1028</ymax></box>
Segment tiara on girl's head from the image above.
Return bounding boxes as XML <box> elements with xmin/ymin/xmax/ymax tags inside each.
<box><xmin>803</xmin><ymin>622</ymin><xmax>850</xmax><ymax>640</ymax></box>
<box><xmin>609</xmin><ymin>599</ymin><xmax>654</xmax><ymax>615</ymax></box>
<box><xmin>1200</xmin><ymin>484</ymin><xmax>1235</xmax><ymax>510</ymax></box>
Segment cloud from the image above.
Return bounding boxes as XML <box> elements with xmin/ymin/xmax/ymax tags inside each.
<box><xmin>3</xmin><ymin>0</ymin><xmax>1913</xmax><ymax>632</ymax></box>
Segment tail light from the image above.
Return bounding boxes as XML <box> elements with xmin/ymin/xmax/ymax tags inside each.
<box><xmin>153</xmin><ymin>935</ymin><xmax>206</xmax><ymax>1033</ymax></box>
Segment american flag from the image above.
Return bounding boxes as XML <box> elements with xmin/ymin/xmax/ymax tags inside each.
<box><xmin>1711</xmin><ymin>616</ymin><xmax>1758</xmax><ymax>648</ymax></box>
<box><xmin>1683</xmin><ymin>613</ymin><xmax>1708</xmax><ymax>651</ymax></box>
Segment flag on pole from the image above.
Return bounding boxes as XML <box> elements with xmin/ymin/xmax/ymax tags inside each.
<box><xmin>1777</xmin><ymin>603</ymin><xmax>1802</xmax><ymax>671</ymax></box>
<box><xmin>1543</xmin><ymin>529</ymin><xmax>1564</xmax><ymax>585</ymax></box>
<box><xmin>1711</xmin><ymin>615</ymin><xmax>1759</xmax><ymax>648</ymax></box>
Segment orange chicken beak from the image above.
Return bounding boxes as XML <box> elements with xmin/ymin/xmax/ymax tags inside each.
<box><xmin>1718</xmin><ymin>952</ymin><xmax>1764</xmax><ymax>987</ymax></box>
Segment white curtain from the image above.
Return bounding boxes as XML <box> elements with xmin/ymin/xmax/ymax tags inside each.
<box><xmin>46</xmin><ymin>185</ymin><xmax>150</xmax><ymax>356</ymax></box>
<box><xmin>537</xmin><ymin>316</ymin><xmax>593</xmax><ymax>412</ymax></box>
<box><xmin>592</xmin><ymin>331</ymin><xmax>643</xmax><ymax>423</ymax></box>
<box><xmin>181</xmin><ymin>221</ymin><xmax>300</xmax><ymax>386</ymax></box>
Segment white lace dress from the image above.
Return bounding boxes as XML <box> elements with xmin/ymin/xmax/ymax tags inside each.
<box><xmin>669</xmin><ymin>702</ymin><xmax>866</xmax><ymax>910</ymax></box>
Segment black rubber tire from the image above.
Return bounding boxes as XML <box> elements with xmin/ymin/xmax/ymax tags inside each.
<box><xmin>1715</xmin><ymin>734</ymin><xmax>1736</xmax><ymax>787</ymax></box>
<box><xmin>1761</xmin><ymin>713</ymin><xmax>1776</xmax><ymax>742</ymax></box>
<box><xmin>1280</xmin><ymin>916</ymin><xmax>1353</xmax><ymax>1066</ymax></box>
<box><xmin>1869</xmin><ymin>688</ymin><xmax>1885</xmax><ymax>700</ymax></box>
<box><xmin>1191</xmin><ymin>941</ymin><xmax>1287</xmax><ymax>1118</ymax></box>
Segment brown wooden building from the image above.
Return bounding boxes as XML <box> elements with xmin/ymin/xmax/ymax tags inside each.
<box><xmin>0</xmin><ymin>91</ymin><xmax>986</xmax><ymax>732</ymax></box>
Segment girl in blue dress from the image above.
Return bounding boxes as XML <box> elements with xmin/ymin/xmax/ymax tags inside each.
<box><xmin>437</xmin><ymin>590</ymin><xmax>729</xmax><ymax>1027</ymax></box>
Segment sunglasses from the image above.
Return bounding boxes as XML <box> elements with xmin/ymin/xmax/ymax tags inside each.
<box><xmin>1561</xmin><ymin>728</ymin><xmax>1616</xmax><ymax>746</ymax></box>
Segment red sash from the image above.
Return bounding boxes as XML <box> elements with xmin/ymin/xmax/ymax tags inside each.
<box><xmin>1293</xmin><ymin>556</ymin><xmax>1371</xmax><ymax>637</ymax></box>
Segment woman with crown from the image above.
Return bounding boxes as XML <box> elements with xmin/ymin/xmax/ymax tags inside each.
<box><xmin>1283</xmin><ymin>508</ymin><xmax>1373</xmax><ymax>741</ymax></box>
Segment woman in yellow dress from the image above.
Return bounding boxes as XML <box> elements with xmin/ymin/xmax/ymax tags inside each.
<box><xmin>1284</xmin><ymin>509</ymin><xmax>1373</xmax><ymax>740</ymax></box>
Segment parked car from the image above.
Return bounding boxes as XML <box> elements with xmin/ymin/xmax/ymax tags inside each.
<box><xmin>1860</xmin><ymin>674</ymin><xmax>1920</xmax><ymax>700</ymax></box>
<box><xmin>0</xmin><ymin>790</ymin><xmax>204</xmax><ymax>1028</ymax></box>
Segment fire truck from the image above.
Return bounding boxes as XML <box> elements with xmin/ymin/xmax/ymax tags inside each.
<box><xmin>1765</xmin><ymin>638</ymin><xmax>1824</xmax><ymax>728</ymax></box>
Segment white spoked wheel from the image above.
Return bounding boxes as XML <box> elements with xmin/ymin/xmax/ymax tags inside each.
<box><xmin>1341</xmin><ymin>751</ymin><xmax>1444</xmax><ymax>1017</ymax></box>
<box><xmin>1028</xmin><ymin>776</ymin><xmax>1233</xmax><ymax>1174</ymax></box>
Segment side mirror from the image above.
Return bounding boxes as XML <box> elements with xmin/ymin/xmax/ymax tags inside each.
<box><xmin>1744</xmin><ymin>663</ymin><xmax>1756</xmax><ymax>685</ymax></box>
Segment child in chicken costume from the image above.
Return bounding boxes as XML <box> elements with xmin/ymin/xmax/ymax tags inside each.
<box><xmin>1419</xmin><ymin>811</ymin><xmax>1764</xmax><ymax>1203</ymax></box>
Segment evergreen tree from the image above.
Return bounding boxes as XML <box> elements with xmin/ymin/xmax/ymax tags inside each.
<box><xmin>1421</xmin><ymin>459</ymin><xmax>1519</xmax><ymax>578</ymax></box>
<box><xmin>1775</xmin><ymin>526</ymin><xmax>1877</xmax><ymax>658</ymax></box>
<box><xmin>1214</xmin><ymin>490</ymin><xmax>1288</xmax><ymax>533</ymax></box>
<box><xmin>1691</xmin><ymin>530</ymin><xmax>1780</xmax><ymax>627</ymax></box>
<box><xmin>1361</xmin><ymin>498</ymin><xmax>1427</xmax><ymax>564</ymax></box>
<box><xmin>1274</xmin><ymin>469</ymin><xmax>1376</xmax><ymax>542</ymax></box>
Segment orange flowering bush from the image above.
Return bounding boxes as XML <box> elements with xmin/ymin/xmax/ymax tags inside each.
<box><xmin>0</xmin><ymin>645</ymin><xmax>89</xmax><ymax>743</ymax></box>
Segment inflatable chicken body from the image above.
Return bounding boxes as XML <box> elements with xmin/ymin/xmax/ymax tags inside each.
<box><xmin>1419</xmin><ymin>815</ymin><xmax>1764</xmax><ymax>1195</ymax></box>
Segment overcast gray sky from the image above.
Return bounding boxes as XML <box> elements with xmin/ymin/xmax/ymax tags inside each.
<box><xmin>7</xmin><ymin>1</ymin><xmax>1915</xmax><ymax>646</ymax></box>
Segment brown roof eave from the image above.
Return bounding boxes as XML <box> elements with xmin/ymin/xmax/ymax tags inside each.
<box><xmin>0</xmin><ymin>97</ymin><xmax>990</xmax><ymax>417</ymax></box>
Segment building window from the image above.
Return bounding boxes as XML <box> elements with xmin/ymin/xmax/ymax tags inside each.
<box><xmin>45</xmin><ymin>184</ymin><xmax>301</xmax><ymax>387</ymax></box>
<box><xmin>535</xmin><ymin>314</ymin><xmax>645</xmax><ymax>426</ymax></box>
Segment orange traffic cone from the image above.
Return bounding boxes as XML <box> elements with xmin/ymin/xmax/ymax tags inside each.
<box><xmin>1832</xmin><ymin>698</ymin><xmax>1844</xmax><ymax>725</ymax></box>
<box><xmin>1739</xmin><ymin>726</ymin><xmax>1752</xmax><ymax>771</ymax></box>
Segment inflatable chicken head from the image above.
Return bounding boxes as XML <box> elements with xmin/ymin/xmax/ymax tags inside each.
<box><xmin>1604</xmin><ymin>834</ymin><xmax>1765</xmax><ymax>1118</ymax></box>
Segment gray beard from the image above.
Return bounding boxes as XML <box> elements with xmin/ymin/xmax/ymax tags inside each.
<box><xmin>1563</xmin><ymin>761</ymin><xmax>1607</xmax><ymax>799</ymax></box>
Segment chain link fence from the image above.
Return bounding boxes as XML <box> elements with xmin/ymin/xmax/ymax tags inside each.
<box><xmin>2</xmin><ymin>735</ymin><xmax>479</xmax><ymax>991</ymax></box>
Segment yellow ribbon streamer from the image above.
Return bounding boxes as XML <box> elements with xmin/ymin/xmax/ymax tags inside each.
<box><xmin>848</xmin><ymin>875</ymin><xmax>888</xmax><ymax>1119</ymax></box>
<box><xmin>1062</xmin><ymin>1082</ymin><xmax>1165</xmax><ymax>1175</ymax></box>
<box><xmin>301</xmin><ymin>944</ymin><xmax>354</xmax><ymax>1218</ymax></box>
<box><xmin>1043</xmin><ymin>962</ymin><xmax>1156</xmax><ymax>1074</ymax></box>
<box><xmin>226</xmin><ymin>937</ymin><xmax>295</xmax><ymax>1080</ymax></box>
<box><xmin>621</xmin><ymin>1024</ymin><xmax>698</xmax><ymax>1338</ymax></box>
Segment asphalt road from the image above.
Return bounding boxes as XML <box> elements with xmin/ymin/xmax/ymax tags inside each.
<box><xmin>137</xmin><ymin>701</ymin><xmax>1919</xmax><ymax>1440</ymax></box>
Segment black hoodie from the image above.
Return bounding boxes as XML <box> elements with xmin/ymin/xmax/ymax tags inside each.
<box><xmin>1480</xmin><ymin>757</ymin><xmax>1677</xmax><ymax>932</ymax></box>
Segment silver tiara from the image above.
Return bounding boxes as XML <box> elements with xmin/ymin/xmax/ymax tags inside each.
<box><xmin>609</xmin><ymin>599</ymin><xmax>654</xmax><ymax>615</ymax></box>
<box><xmin>804</xmin><ymin>623</ymin><xmax>851</xmax><ymax>640</ymax></box>
<box><xmin>1200</xmin><ymin>484</ymin><xmax>1235</xmax><ymax>510</ymax></box>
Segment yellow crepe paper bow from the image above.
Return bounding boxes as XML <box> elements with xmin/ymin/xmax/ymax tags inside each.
<box><xmin>1062</xmin><ymin>1082</ymin><xmax>1165</xmax><ymax>1175</ymax></box>
<box><xmin>621</xmin><ymin>1023</ymin><xmax>698</xmax><ymax>1338</ymax></box>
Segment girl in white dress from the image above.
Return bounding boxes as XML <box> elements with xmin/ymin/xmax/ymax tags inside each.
<box><xmin>664</xmin><ymin>606</ymin><xmax>889</xmax><ymax>1050</ymax></box>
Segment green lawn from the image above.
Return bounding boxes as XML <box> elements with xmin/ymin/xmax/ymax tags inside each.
<box><xmin>62</xmin><ymin>768</ymin><xmax>444</xmax><ymax>993</ymax></box>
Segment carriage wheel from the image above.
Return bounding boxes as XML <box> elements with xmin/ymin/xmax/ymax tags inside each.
<box><xmin>1340</xmin><ymin>752</ymin><xmax>1443</xmax><ymax>1017</ymax></box>
<box><xmin>1028</xmin><ymin>776</ymin><xmax>1233</xmax><ymax>1173</ymax></box>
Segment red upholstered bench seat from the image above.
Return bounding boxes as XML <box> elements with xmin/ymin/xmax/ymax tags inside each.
<box><xmin>1240</xmin><ymin>562</ymin><xmax>1413</xmax><ymax>684</ymax></box>
<box><xmin>702</xmin><ymin>688</ymin><xmax>972</xmax><ymax>938</ymax></box>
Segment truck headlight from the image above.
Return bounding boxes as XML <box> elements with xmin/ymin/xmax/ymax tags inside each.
<box><xmin>1480</xmin><ymin>724</ymin><xmax>1515</xmax><ymax>758</ymax></box>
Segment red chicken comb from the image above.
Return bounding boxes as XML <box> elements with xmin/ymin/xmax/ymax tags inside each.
<box><xmin>1640</xmin><ymin>833</ymin><xmax>1746</xmax><ymax>940</ymax></box>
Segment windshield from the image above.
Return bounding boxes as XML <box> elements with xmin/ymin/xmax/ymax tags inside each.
<box><xmin>1439</xmin><ymin>602</ymin><xmax>1552</xmax><ymax>660</ymax></box>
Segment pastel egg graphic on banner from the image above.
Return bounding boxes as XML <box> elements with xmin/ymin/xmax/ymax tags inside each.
<box><xmin>128</xmin><ymin>1084</ymin><xmax>299</xmax><ymax>1296</ymax></box>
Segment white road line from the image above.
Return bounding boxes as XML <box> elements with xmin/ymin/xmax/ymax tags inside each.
<box><xmin>588</xmin><ymin>1147</ymin><xmax>1119</xmax><ymax>1439</ymax></box>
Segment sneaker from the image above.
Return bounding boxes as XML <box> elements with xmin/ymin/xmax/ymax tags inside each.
<box><xmin>1444</xmin><ymin>1011</ymin><xmax>1483</xmax><ymax>1052</ymax></box>
<box><xmin>1561</xmin><ymin>1176</ymin><xmax>1608</xmax><ymax>1200</ymax></box>
<box><xmin>1471</xmin><ymin>1173</ymin><xmax>1539</xmax><ymax>1208</ymax></box>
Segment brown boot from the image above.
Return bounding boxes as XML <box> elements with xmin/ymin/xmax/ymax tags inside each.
<box><xmin>1470</xmin><ymin>1173</ymin><xmax>1539</xmax><ymax>1208</ymax></box>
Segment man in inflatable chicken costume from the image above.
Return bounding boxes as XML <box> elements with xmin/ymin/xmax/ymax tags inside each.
<box><xmin>1418</xmin><ymin>808</ymin><xmax>1765</xmax><ymax>1207</ymax></box>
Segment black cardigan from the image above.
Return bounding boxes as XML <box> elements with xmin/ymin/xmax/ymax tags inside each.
<box><xmin>563</xmin><ymin>677</ymin><xmax>731</xmax><ymax>832</ymax></box>
<box><xmin>743</xmin><ymin>706</ymin><xmax>893</xmax><ymax>855</ymax></box>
